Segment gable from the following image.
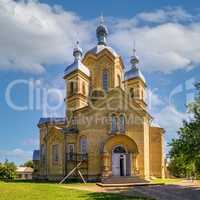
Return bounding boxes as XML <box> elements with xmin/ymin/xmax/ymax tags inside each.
<box><xmin>45</xmin><ymin>126</ymin><xmax>64</xmax><ymax>145</ymax></box>
<box><xmin>74</xmin><ymin>88</ymin><xmax>152</xmax><ymax>122</ymax></box>
<box><xmin>83</xmin><ymin>47</ymin><xmax>124</xmax><ymax>69</ymax></box>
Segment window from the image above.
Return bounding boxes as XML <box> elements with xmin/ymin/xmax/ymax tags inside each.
<box><xmin>71</xmin><ymin>117</ymin><xmax>77</xmax><ymax>128</ymax></box>
<box><xmin>102</xmin><ymin>70</ymin><xmax>109</xmax><ymax>91</ymax></box>
<box><xmin>80</xmin><ymin>137</ymin><xmax>87</xmax><ymax>161</ymax></box>
<box><xmin>141</xmin><ymin>90</ymin><xmax>144</xmax><ymax>100</ymax></box>
<box><xmin>41</xmin><ymin>144</ymin><xmax>45</xmax><ymax>164</ymax></box>
<box><xmin>80</xmin><ymin>137</ymin><xmax>87</xmax><ymax>154</ymax></box>
<box><xmin>70</xmin><ymin>82</ymin><xmax>74</xmax><ymax>95</ymax></box>
<box><xmin>111</xmin><ymin>114</ymin><xmax>118</xmax><ymax>133</ymax></box>
<box><xmin>45</xmin><ymin>126</ymin><xmax>48</xmax><ymax>135</ymax></box>
<box><xmin>130</xmin><ymin>88</ymin><xmax>134</xmax><ymax>98</ymax></box>
<box><xmin>119</xmin><ymin>114</ymin><xmax>125</xmax><ymax>133</ymax></box>
<box><xmin>69</xmin><ymin>81</ymin><xmax>77</xmax><ymax>95</ymax></box>
<box><xmin>117</xmin><ymin>75</ymin><xmax>121</xmax><ymax>87</ymax></box>
<box><xmin>82</xmin><ymin>82</ymin><xmax>86</xmax><ymax>95</ymax></box>
<box><xmin>135</xmin><ymin>85</ymin><xmax>140</xmax><ymax>99</ymax></box>
<box><xmin>113</xmin><ymin>146</ymin><xmax>126</xmax><ymax>153</ymax></box>
<box><xmin>67</xmin><ymin>144</ymin><xmax>75</xmax><ymax>160</ymax></box>
<box><xmin>68</xmin><ymin>144</ymin><xmax>75</xmax><ymax>154</ymax></box>
<box><xmin>52</xmin><ymin>144</ymin><xmax>59</xmax><ymax>164</ymax></box>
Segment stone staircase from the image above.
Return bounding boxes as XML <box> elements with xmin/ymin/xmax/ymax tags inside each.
<box><xmin>98</xmin><ymin>176</ymin><xmax>150</xmax><ymax>186</ymax></box>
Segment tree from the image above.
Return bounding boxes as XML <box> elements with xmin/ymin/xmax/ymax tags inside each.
<box><xmin>0</xmin><ymin>160</ymin><xmax>17</xmax><ymax>180</ymax></box>
<box><xmin>168</xmin><ymin>82</ymin><xmax>200</xmax><ymax>178</ymax></box>
<box><xmin>21</xmin><ymin>160</ymin><xmax>33</xmax><ymax>168</ymax></box>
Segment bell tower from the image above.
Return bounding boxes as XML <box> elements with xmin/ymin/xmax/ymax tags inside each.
<box><xmin>63</xmin><ymin>42</ymin><xmax>90</xmax><ymax>112</ymax></box>
<box><xmin>124</xmin><ymin>47</ymin><xmax>147</xmax><ymax>109</ymax></box>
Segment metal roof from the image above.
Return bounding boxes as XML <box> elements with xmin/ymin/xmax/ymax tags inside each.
<box><xmin>87</xmin><ymin>44</ymin><xmax>119</xmax><ymax>58</ymax></box>
<box><xmin>124</xmin><ymin>66</ymin><xmax>146</xmax><ymax>83</ymax></box>
<box><xmin>64</xmin><ymin>41</ymin><xmax>90</xmax><ymax>77</ymax></box>
<box><xmin>17</xmin><ymin>167</ymin><xmax>33</xmax><ymax>173</ymax></box>
<box><xmin>33</xmin><ymin>150</ymin><xmax>40</xmax><ymax>161</ymax></box>
<box><xmin>64</xmin><ymin>59</ymin><xmax>90</xmax><ymax>77</ymax></box>
<box><xmin>38</xmin><ymin>117</ymin><xmax>66</xmax><ymax>126</ymax></box>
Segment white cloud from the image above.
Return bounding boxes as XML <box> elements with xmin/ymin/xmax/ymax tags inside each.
<box><xmin>0</xmin><ymin>0</ymin><xmax>93</xmax><ymax>73</ymax></box>
<box><xmin>34</xmin><ymin>76</ymin><xmax>65</xmax><ymax>117</ymax></box>
<box><xmin>0</xmin><ymin>148</ymin><xmax>32</xmax><ymax>164</ymax></box>
<box><xmin>147</xmin><ymin>89</ymin><xmax>164</xmax><ymax>111</ymax></box>
<box><xmin>0</xmin><ymin>1</ymin><xmax>199</xmax><ymax>74</ymax></box>
<box><xmin>147</xmin><ymin>90</ymin><xmax>190</xmax><ymax>138</ymax></box>
<box><xmin>110</xmin><ymin>10</ymin><xmax>200</xmax><ymax>73</ymax></box>
<box><xmin>136</xmin><ymin>7</ymin><xmax>193</xmax><ymax>23</ymax></box>
<box><xmin>153</xmin><ymin>105</ymin><xmax>189</xmax><ymax>133</ymax></box>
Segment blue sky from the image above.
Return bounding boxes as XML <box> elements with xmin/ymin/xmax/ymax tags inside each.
<box><xmin>0</xmin><ymin>0</ymin><xmax>200</xmax><ymax>165</ymax></box>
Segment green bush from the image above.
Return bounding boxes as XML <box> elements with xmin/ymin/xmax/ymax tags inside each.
<box><xmin>20</xmin><ymin>160</ymin><xmax>33</xmax><ymax>168</ymax></box>
<box><xmin>0</xmin><ymin>160</ymin><xmax>17</xmax><ymax>180</ymax></box>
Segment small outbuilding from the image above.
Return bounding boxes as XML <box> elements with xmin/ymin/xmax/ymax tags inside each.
<box><xmin>16</xmin><ymin>167</ymin><xmax>33</xmax><ymax>180</ymax></box>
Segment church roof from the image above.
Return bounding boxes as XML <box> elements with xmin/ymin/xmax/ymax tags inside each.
<box><xmin>124</xmin><ymin>46</ymin><xmax>146</xmax><ymax>83</ymax></box>
<box><xmin>64</xmin><ymin>41</ymin><xmax>90</xmax><ymax>78</ymax></box>
<box><xmin>86</xmin><ymin>44</ymin><xmax>119</xmax><ymax>58</ymax></box>
<box><xmin>16</xmin><ymin>167</ymin><xmax>33</xmax><ymax>173</ymax></box>
<box><xmin>61</xmin><ymin>127</ymin><xmax>79</xmax><ymax>134</ymax></box>
<box><xmin>64</xmin><ymin>59</ymin><xmax>90</xmax><ymax>77</ymax></box>
<box><xmin>38</xmin><ymin>117</ymin><xmax>66</xmax><ymax>126</ymax></box>
<box><xmin>124</xmin><ymin>66</ymin><xmax>146</xmax><ymax>83</ymax></box>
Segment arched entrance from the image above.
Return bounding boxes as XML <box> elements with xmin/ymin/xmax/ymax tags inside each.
<box><xmin>102</xmin><ymin>135</ymin><xmax>139</xmax><ymax>177</ymax></box>
<box><xmin>112</xmin><ymin>145</ymin><xmax>130</xmax><ymax>176</ymax></box>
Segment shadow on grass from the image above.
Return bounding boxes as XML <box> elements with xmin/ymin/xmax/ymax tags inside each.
<box><xmin>81</xmin><ymin>192</ymin><xmax>154</xmax><ymax>200</ymax></box>
<box><xmin>0</xmin><ymin>179</ymin><xmax>53</xmax><ymax>184</ymax></box>
<box><xmin>1</xmin><ymin>178</ymin><xmax>93</xmax><ymax>184</ymax></box>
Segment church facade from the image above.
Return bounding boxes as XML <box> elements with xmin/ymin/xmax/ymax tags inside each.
<box><xmin>35</xmin><ymin>19</ymin><xmax>165</xmax><ymax>181</ymax></box>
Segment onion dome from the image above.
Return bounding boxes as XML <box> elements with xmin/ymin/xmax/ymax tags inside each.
<box><xmin>86</xmin><ymin>15</ymin><xmax>119</xmax><ymax>58</ymax></box>
<box><xmin>73</xmin><ymin>41</ymin><xmax>83</xmax><ymax>60</ymax></box>
<box><xmin>64</xmin><ymin>41</ymin><xmax>90</xmax><ymax>77</ymax></box>
<box><xmin>96</xmin><ymin>15</ymin><xmax>108</xmax><ymax>45</ymax></box>
<box><xmin>130</xmin><ymin>48</ymin><xmax>139</xmax><ymax>67</ymax></box>
<box><xmin>124</xmin><ymin>47</ymin><xmax>146</xmax><ymax>83</ymax></box>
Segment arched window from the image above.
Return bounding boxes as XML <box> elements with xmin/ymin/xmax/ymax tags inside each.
<box><xmin>80</xmin><ymin>136</ymin><xmax>87</xmax><ymax>154</ymax></box>
<box><xmin>102</xmin><ymin>70</ymin><xmax>109</xmax><ymax>91</ymax></box>
<box><xmin>52</xmin><ymin>144</ymin><xmax>59</xmax><ymax>164</ymax></box>
<box><xmin>119</xmin><ymin>114</ymin><xmax>125</xmax><ymax>133</ymax></box>
<box><xmin>130</xmin><ymin>88</ymin><xmax>134</xmax><ymax>98</ymax></box>
<box><xmin>69</xmin><ymin>81</ymin><xmax>77</xmax><ymax>95</ymax></box>
<box><xmin>111</xmin><ymin>114</ymin><xmax>117</xmax><ymax>133</ymax></box>
<box><xmin>141</xmin><ymin>90</ymin><xmax>143</xmax><ymax>100</ymax></box>
<box><xmin>71</xmin><ymin>117</ymin><xmax>77</xmax><ymax>128</ymax></box>
<box><xmin>135</xmin><ymin>85</ymin><xmax>140</xmax><ymax>99</ymax></box>
<box><xmin>67</xmin><ymin>143</ymin><xmax>75</xmax><ymax>160</ymax></box>
<box><xmin>82</xmin><ymin>82</ymin><xmax>86</xmax><ymax>95</ymax></box>
<box><xmin>117</xmin><ymin>75</ymin><xmax>121</xmax><ymax>87</ymax></box>
<box><xmin>113</xmin><ymin>146</ymin><xmax>126</xmax><ymax>153</ymax></box>
<box><xmin>70</xmin><ymin>82</ymin><xmax>74</xmax><ymax>95</ymax></box>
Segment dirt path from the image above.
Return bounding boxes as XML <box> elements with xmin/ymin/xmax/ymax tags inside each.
<box><xmin>63</xmin><ymin>180</ymin><xmax>200</xmax><ymax>200</ymax></box>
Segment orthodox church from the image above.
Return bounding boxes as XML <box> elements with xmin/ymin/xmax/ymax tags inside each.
<box><xmin>33</xmin><ymin>18</ymin><xmax>165</xmax><ymax>182</ymax></box>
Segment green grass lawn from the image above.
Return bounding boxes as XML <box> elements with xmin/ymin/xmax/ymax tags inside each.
<box><xmin>0</xmin><ymin>181</ymin><xmax>150</xmax><ymax>200</ymax></box>
<box><xmin>150</xmin><ymin>178</ymin><xmax>183</xmax><ymax>184</ymax></box>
